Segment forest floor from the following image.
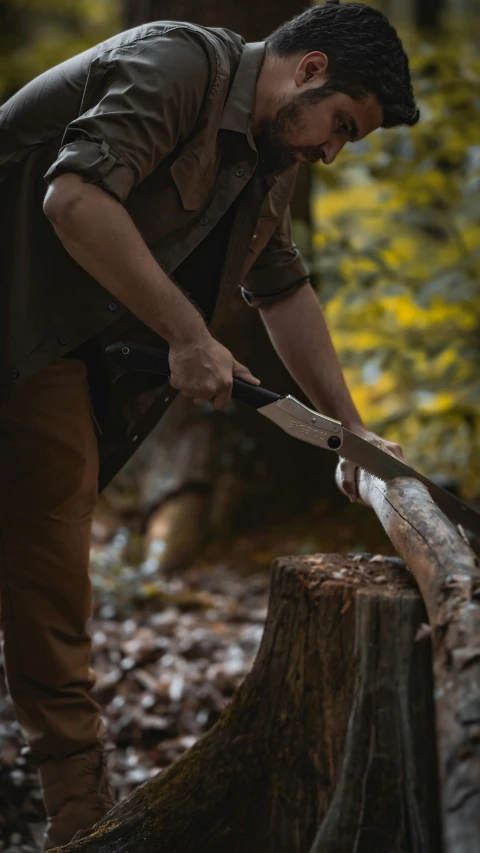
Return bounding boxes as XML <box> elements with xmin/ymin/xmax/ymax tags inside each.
<box><xmin>0</xmin><ymin>500</ymin><xmax>393</xmax><ymax>852</ymax></box>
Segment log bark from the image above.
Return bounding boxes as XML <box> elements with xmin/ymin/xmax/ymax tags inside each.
<box><xmin>54</xmin><ymin>554</ymin><xmax>442</xmax><ymax>853</ymax></box>
<box><xmin>342</xmin><ymin>469</ymin><xmax>480</xmax><ymax>853</ymax></box>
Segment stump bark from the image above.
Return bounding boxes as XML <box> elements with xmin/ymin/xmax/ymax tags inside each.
<box><xmin>54</xmin><ymin>555</ymin><xmax>442</xmax><ymax>853</ymax></box>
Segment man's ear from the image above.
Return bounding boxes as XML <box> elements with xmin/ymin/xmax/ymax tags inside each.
<box><xmin>294</xmin><ymin>51</ymin><xmax>329</xmax><ymax>88</ymax></box>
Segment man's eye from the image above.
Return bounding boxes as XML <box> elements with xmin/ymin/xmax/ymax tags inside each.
<box><xmin>337</xmin><ymin>118</ymin><xmax>348</xmax><ymax>134</ymax></box>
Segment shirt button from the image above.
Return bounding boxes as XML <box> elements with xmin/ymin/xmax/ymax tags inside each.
<box><xmin>235</xmin><ymin>167</ymin><xmax>244</xmax><ymax>177</ymax></box>
<box><xmin>252</xmin><ymin>233</ymin><xmax>258</xmax><ymax>240</ymax></box>
<box><xmin>199</xmin><ymin>216</ymin><xmax>209</xmax><ymax>226</ymax></box>
<box><xmin>108</xmin><ymin>301</ymin><xmax>118</xmax><ymax>312</ymax></box>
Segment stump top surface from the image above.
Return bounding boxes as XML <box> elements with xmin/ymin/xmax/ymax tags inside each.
<box><xmin>275</xmin><ymin>553</ymin><xmax>420</xmax><ymax>597</ymax></box>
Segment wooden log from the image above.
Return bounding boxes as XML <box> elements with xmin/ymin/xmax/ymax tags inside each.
<box><xmin>335</xmin><ymin>468</ymin><xmax>480</xmax><ymax>853</ymax></box>
<box><xmin>54</xmin><ymin>555</ymin><xmax>442</xmax><ymax>853</ymax></box>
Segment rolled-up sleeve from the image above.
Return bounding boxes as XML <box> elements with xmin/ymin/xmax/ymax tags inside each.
<box><xmin>240</xmin><ymin>205</ymin><xmax>310</xmax><ymax>308</ymax></box>
<box><xmin>44</xmin><ymin>28</ymin><xmax>213</xmax><ymax>203</ymax></box>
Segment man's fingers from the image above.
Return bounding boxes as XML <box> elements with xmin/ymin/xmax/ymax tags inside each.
<box><xmin>211</xmin><ymin>380</ymin><xmax>233</xmax><ymax>410</ymax></box>
<box><xmin>232</xmin><ymin>359</ymin><xmax>260</xmax><ymax>385</ymax></box>
<box><xmin>192</xmin><ymin>360</ymin><xmax>259</xmax><ymax>409</ymax></box>
<box><xmin>338</xmin><ymin>457</ymin><xmax>359</xmax><ymax>502</ymax></box>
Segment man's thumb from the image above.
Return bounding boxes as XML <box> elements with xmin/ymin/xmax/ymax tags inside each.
<box><xmin>232</xmin><ymin>359</ymin><xmax>261</xmax><ymax>385</ymax></box>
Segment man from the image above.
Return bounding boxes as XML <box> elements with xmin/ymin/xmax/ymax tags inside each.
<box><xmin>0</xmin><ymin>0</ymin><xmax>418</xmax><ymax>847</ymax></box>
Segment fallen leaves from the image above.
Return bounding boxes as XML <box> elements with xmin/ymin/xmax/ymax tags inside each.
<box><xmin>0</xmin><ymin>562</ymin><xmax>269</xmax><ymax>850</ymax></box>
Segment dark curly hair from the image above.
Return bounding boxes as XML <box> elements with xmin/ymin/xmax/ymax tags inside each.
<box><xmin>266</xmin><ymin>0</ymin><xmax>419</xmax><ymax>128</ymax></box>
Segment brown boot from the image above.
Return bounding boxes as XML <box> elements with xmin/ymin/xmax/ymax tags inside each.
<box><xmin>38</xmin><ymin>743</ymin><xmax>117</xmax><ymax>851</ymax></box>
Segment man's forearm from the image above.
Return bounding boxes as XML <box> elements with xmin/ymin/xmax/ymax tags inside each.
<box><xmin>259</xmin><ymin>282</ymin><xmax>363</xmax><ymax>428</ymax></box>
<box><xmin>43</xmin><ymin>174</ymin><xmax>206</xmax><ymax>348</ymax></box>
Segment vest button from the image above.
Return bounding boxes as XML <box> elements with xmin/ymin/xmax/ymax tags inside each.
<box><xmin>235</xmin><ymin>167</ymin><xmax>244</xmax><ymax>177</ymax></box>
<box><xmin>11</xmin><ymin>368</ymin><xmax>19</xmax><ymax>379</ymax></box>
<box><xmin>108</xmin><ymin>301</ymin><xmax>118</xmax><ymax>311</ymax></box>
<box><xmin>199</xmin><ymin>216</ymin><xmax>209</xmax><ymax>226</ymax></box>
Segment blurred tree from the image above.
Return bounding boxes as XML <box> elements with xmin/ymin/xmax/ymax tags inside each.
<box><xmin>125</xmin><ymin>0</ymin><xmax>306</xmax><ymax>39</ymax></box>
<box><xmin>415</xmin><ymin>0</ymin><xmax>444</xmax><ymax>31</ymax></box>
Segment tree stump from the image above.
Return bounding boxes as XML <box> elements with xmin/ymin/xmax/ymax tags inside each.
<box><xmin>55</xmin><ymin>555</ymin><xmax>442</xmax><ymax>853</ymax></box>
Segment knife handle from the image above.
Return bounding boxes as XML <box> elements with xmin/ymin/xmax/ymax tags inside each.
<box><xmin>105</xmin><ymin>341</ymin><xmax>281</xmax><ymax>410</ymax></box>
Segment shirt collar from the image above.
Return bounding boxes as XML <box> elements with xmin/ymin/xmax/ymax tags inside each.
<box><xmin>220</xmin><ymin>41</ymin><xmax>266</xmax><ymax>147</ymax></box>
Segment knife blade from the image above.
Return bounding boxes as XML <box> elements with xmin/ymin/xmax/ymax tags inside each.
<box><xmin>106</xmin><ymin>341</ymin><xmax>480</xmax><ymax>537</ymax></box>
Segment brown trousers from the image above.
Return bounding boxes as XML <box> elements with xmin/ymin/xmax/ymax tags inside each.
<box><xmin>0</xmin><ymin>359</ymin><xmax>105</xmax><ymax>761</ymax></box>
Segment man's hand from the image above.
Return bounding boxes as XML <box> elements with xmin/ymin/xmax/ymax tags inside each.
<box><xmin>336</xmin><ymin>426</ymin><xmax>404</xmax><ymax>503</ymax></box>
<box><xmin>168</xmin><ymin>330</ymin><xmax>260</xmax><ymax>410</ymax></box>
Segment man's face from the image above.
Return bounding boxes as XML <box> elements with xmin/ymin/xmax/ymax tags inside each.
<box><xmin>254</xmin><ymin>85</ymin><xmax>383</xmax><ymax>175</ymax></box>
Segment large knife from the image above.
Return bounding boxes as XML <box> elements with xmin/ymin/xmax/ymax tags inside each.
<box><xmin>106</xmin><ymin>341</ymin><xmax>480</xmax><ymax>537</ymax></box>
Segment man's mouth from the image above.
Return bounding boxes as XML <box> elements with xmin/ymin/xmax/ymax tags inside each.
<box><xmin>297</xmin><ymin>146</ymin><xmax>326</xmax><ymax>164</ymax></box>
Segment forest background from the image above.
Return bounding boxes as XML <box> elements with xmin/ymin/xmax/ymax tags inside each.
<box><xmin>1</xmin><ymin>1</ymin><xmax>480</xmax><ymax>848</ymax></box>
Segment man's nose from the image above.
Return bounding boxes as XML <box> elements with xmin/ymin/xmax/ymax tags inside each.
<box><xmin>322</xmin><ymin>139</ymin><xmax>346</xmax><ymax>165</ymax></box>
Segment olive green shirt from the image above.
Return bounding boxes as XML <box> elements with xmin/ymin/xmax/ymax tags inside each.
<box><xmin>0</xmin><ymin>21</ymin><xmax>309</xmax><ymax>487</ymax></box>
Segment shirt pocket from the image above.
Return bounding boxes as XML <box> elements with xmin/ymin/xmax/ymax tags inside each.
<box><xmin>170</xmin><ymin>148</ymin><xmax>211</xmax><ymax>211</ymax></box>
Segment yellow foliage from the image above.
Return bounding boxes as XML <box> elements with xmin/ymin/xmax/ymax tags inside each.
<box><xmin>313</xmin><ymin>34</ymin><xmax>480</xmax><ymax>497</ymax></box>
<box><xmin>418</xmin><ymin>392</ymin><xmax>457</xmax><ymax>414</ymax></box>
<box><xmin>380</xmin><ymin>236</ymin><xmax>417</xmax><ymax>267</ymax></box>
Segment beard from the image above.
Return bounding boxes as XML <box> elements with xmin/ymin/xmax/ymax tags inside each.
<box><xmin>253</xmin><ymin>84</ymin><xmax>338</xmax><ymax>175</ymax></box>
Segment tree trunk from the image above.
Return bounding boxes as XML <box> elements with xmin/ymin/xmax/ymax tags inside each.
<box><xmin>414</xmin><ymin>0</ymin><xmax>444</xmax><ymax>30</ymax></box>
<box><xmin>53</xmin><ymin>554</ymin><xmax>442</xmax><ymax>853</ymax></box>
<box><xmin>338</xmin><ymin>467</ymin><xmax>480</xmax><ymax>853</ymax></box>
<box><xmin>124</xmin><ymin>0</ymin><xmax>301</xmax><ymax>40</ymax></box>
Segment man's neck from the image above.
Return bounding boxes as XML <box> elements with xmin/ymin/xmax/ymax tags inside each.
<box><xmin>251</xmin><ymin>50</ymin><xmax>277</xmax><ymax>135</ymax></box>
<box><xmin>250</xmin><ymin>49</ymin><xmax>298</xmax><ymax>135</ymax></box>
